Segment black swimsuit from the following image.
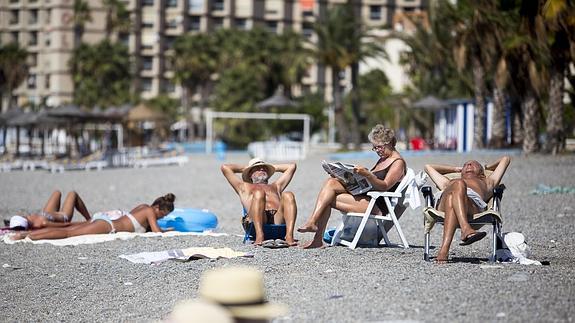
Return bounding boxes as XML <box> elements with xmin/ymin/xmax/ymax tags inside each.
<box><xmin>369</xmin><ymin>158</ymin><xmax>406</xmax><ymax>212</ymax></box>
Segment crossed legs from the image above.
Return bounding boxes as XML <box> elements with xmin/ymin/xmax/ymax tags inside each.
<box><xmin>298</xmin><ymin>178</ymin><xmax>371</xmax><ymax>249</ymax></box>
<box><xmin>247</xmin><ymin>189</ymin><xmax>297</xmax><ymax>246</ymax></box>
<box><xmin>436</xmin><ymin>179</ymin><xmax>482</xmax><ymax>262</ymax></box>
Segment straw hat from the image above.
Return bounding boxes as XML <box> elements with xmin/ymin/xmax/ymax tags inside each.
<box><xmin>169</xmin><ymin>299</ymin><xmax>233</xmax><ymax>323</ymax></box>
<box><xmin>242</xmin><ymin>158</ymin><xmax>275</xmax><ymax>183</ymax></box>
<box><xmin>198</xmin><ymin>266</ymin><xmax>288</xmax><ymax>320</ymax></box>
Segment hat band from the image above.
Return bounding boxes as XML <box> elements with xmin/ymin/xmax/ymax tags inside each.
<box><xmin>219</xmin><ymin>299</ymin><xmax>268</xmax><ymax>307</ymax></box>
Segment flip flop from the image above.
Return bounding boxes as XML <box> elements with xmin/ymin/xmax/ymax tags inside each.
<box><xmin>273</xmin><ymin>239</ymin><xmax>289</xmax><ymax>248</ymax></box>
<box><xmin>261</xmin><ymin>239</ymin><xmax>277</xmax><ymax>248</ymax></box>
<box><xmin>460</xmin><ymin>231</ymin><xmax>487</xmax><ymax>246</ymax></box>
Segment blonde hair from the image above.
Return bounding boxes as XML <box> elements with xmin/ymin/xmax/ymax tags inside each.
<box><xmin>368</xmin><ymin>124</ymin><xmax>397</xmax><ymax>148</ymax></box>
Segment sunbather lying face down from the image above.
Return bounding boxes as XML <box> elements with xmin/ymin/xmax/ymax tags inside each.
<box><xmin>221</xmin><ymin>158</ymin><xmax>297</xmax><ymax>246</ymax></box>
<box><xmin>8</xmin><ymin>190</ymin><xmax>91</xmax><ymax>230</ymax></box>
<box><xmin>297</xmin><ymin>124</ymin><xmax>407</xmax><ymax>249</ymax></box>
<box><xmin>12</xmin><ymin>193</ymin><xmax>176</xmax><ymax>240</ymax></box>
<box><xmin>424</xmin><ymin>156</ymin><xmax>511</xmax><ymax>262</ymax></box>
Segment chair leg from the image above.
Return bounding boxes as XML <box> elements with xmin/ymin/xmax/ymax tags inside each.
<box><xmin>389</xmin><ymin>211</ymin><xmax>409</xmax><ymax>248</ymax></box>
<box><xmin>490</xmin><ymin>222</ymin><xmax>497</xmax><ymax>262</ymax></box>
<box><xmin>424</xmin><ymin>232</ymin><xmax>430</xmax><ymax>261</ymax></box>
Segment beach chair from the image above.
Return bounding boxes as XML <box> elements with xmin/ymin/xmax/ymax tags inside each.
<box><xmin>241</xmin><ymin>208</ymin><xmax>287</xmax><ymax>244</ymax></box>
<box><xmin>331</xmin><ymin>168</ymin><xmax>416</xmax><ymax>249</ymax></box>
<box><xmin>421</xmin><ymin>171</ymin><xmax>505</xmax><ymax>262</ymax></box>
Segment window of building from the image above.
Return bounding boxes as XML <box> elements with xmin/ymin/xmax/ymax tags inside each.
<box><xmin>29</xmin><ymin>0</ymin><xmax>38</xmax><ymax>3</ymax></box>
<box><xmin>188</xmin><ymin>0</ymin><xmax>204</xmax><ymax>11</ymax></box>
<box><xmin>369</xmin><ymin>5</ymin><xmax>381</xmax><ymax>20</ymax></box>
<box><xmin>212</xmin><ymin>0</ymin><xmax>224</xmax><ymax>11</ymax></box>
<box><xmin>166</xmin><ymin>0</ymin><xmax>177</xmax><ymax>7</ymax></box>
<box><xmin>189</xmin><ymin>16</ymin><xmax>201</xmax><ymax>30</ymax></box>
<box><xmin>234</xmin><ymin>18</ymin><xmax>246</xmax><ymax>29</ymax></box>
<box><xmin>29</xmin><ymin>54</ymin><xmax>37</xmax><ymax>67</ymax></box>
<box><xmin>142</xmin><ymin>21</ymin><xmax>154</xmax><ymax>28</ymax></box>
<box><xmin>29</xmin><ymin>10</ymin><xmax>38</xmax><ymax>24</ymax></box>
<box><xmin>302</xmin><ymin>22</ymin><xmax>313</xmax><ymax>39</ymax></box>
<box><xmin>142</xmin><ymin>56</ymin><xmax>153</xmax><ymax>70</ymax></box>
<box><xmin>9</xmin><ymin>0</ymin><xmax>19</xmax><ymax>3</ymax></box>
<box><xmin>29</xmin><ymin>32</ymin><xmax>38</xmax><ymax>46</ymax></box>
<box><xmin>11</xmin><ymin>32</ymin><xmax>19</xmax><ymax>43</ymax></box>
<box><xmin>141</xmin><ymin>43</ymin><xmax>154</xmax><ymax>50</ymax></box>
<box><xmin>403</xmin><ymin>7</ymin><xmax>416</xmax><ymax>12</ymax></box>
<box><xmin>166</xmin><ymin>18</ymin><xmax>179</xmax><ymax>28</ymax></box>
<box><xmin>10</xmin><ymin>10</ymin><xmax>19</xmax><ymax>25</ymax></box>
<box><xmin>212</xmin><ymin>17</ymin><xmax>223</xmax><ymax>29</ymax></box>
<box><xmin>119</xmin><ymin>33</ymin><xmax>129</xmax><ymax>47</ymax></box>
<box><xmin>142</xmin><ymin>0</ymin><xmax>154</xmax><ymax>6</ymax></box>
<box><xmin>27</xmin><ymin>74</ymin><xmax>37</xmax><ymax>89</ymax></box>
<box><xmin>141</xmin><ymin>78</ymin><xmax>153</xmax><ymax>91</ymax></box>
<box><xmin>302</xmin><ymin>10</ymin><xmax>314</xmax><ymax>17</ymax></box>
<box><xmin>163</xmin><ymin>79</ymin><xmax>176</xmax><ymax>93</ymax></box>
<box><xmin>265</xmin><ymin>20</ymin><xmax>277</xmax><ymax>33</ymax></box>
<box><xmin>165</xmin><ymin>36</ymin><xmax>176</xmax><ymax>49</ymax></box>
<box><xmin>44</xmin><ymin>33</ymin><xmax>51</xmax><ymax>46</ymax></box>
<box><xmin>45</xmin><ymin>74</ymin><xmax>50</xmax><ymax>90</ymax></box>
<box><xmin>45</xmin><ymin>9</ymin><xmax>51</xmax><ymax>24</ymax></box>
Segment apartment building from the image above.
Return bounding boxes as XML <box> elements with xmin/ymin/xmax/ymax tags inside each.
<box><xmin>0</xmin><ymin>0</ymin><xmax>427</xmax><ymax>110</ymax></box>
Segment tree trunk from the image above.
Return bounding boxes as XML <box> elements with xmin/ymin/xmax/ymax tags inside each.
<box><xmin>332</xmin><ymin>67</ymin><xmax>349</xmax><ymax>148</ymax></box>
<box><xmin>182</xmin><ymin>86</ymin><xmax>194</xmax><ymax>141</ymax></box>
<box><xmin>349</xmin><ymin>62</ymin><xmax>362</xmax><ymax>150</ymax></box>
<box><xmin>547</xmin><ymin>61</ymin><xmax>565</xmax><ymax>155</ymax></box>
<box><xmin>522</xmin><ymin>89</ymin><xmax>539</xmax><ymax>154</ymax></box>
<box><xmin>511</xmin><ymin>101</ymin><xmax>523</xmax><ymax>146</ymax></box>
<box><xmin>472</xmin><ymin>56</ymin><xmax>486</xmax><ymax>149</ymax></box>
<box><xmin>489</xmin><ymin>85</ymin><xmax>506</xmax><ymax>148</ymax></box>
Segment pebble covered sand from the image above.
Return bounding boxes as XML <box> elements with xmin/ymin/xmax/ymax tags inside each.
<box><xmin>1</xmin><ymin>152</ymin><xmax>574</xmax><ymax>322</ymax></box>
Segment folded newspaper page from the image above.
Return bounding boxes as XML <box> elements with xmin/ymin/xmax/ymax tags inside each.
<box><xmin>322</xmin><ymin>160</ymin><xmax>372</xmax><ymax>195</ymax></box>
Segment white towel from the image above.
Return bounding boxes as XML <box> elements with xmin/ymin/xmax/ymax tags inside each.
<box><xmin>2</xmin><ymin>231</ymin><xmax>227</xmax><ymax>246</ymax></box>
<box><xmin>403</xmin><ymin>170</ymin><xmax>426</xmax><ymax>210</ymax></box>
<box><xmin>119</xmin><ymin>247</ymin><xmax>253</xmax><ymax>264</ymax></box>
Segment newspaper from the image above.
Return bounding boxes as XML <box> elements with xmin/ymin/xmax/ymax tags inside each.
<box><xmin>322</xmin><ymin>160</ymin><xmax>372</xmax><ymax>196</ymax></box>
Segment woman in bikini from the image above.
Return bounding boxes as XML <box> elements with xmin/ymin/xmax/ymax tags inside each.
<box><xmin>297</xmin><ymin>125</ymin><xmax>406</xmax><ymax>248</ymax></box>
<box><xmin>7</xmin><ymin>191</ymin><xmax>91</xmax><ymax>230</ymax></box>
<box><xmin>14</xmin><ymin>193</ymin><xmax>176</xmax><ymax>240</ymax></box>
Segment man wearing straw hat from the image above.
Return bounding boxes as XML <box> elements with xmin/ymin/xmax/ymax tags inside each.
<box><xmin>221</xmin><ymin>158</ymin><xmax>297</xmax><ymax>246</ymax></box>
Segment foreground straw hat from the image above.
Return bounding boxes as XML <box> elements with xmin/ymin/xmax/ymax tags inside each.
<box><xmin>198</xmin><ymin>266</ymin><xmax>288</xmax><ymax>319</ymax></box>
<box><xmin>242</xmin><ymin>158</ymin><xmax>275</xmax><ymax>183</ymax></box>
<box><xmin>169</xmin><ymin>299</ymin><xmax>233</xmax><ymax>323</ymax></box>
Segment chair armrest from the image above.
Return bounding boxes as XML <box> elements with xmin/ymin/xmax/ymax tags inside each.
<box><xmin>421</xmin><ymin>186</ymin><xmax>434</xmax><ymax>207</ymax></box>
<box><xmin>366</xmin><ymin>191</ymin><xmax>402</xmax><ymax>198</ymax></box>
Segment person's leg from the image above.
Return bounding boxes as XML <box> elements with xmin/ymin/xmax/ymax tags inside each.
<box><xmin>72</xmin><ymin>192</ymin><xmax>90</xmax><ymax>221</ymax></box>
<box><xmin>301</xmin><ymin>193</ymin><xmax>371</xmax><ymax>249</ymax></box>
<box><xmin>448</xmin><ymin>180</ymin><xmax>478</xmax><ymax>240</ymax></box>
<box><xmin>298</xmin><ymin>178</ymin><xmax>347</xmax><ymax>233</ymax></box>
<box><xmin>277</xmin><ymin>191</ymin><xmax>297</xmax><ymax>245</ymax></box>
<box><xmin>436</xmin><ymin>193</ymin><xmax>458</xmax><ymax>262</ymax></box>
<box><xmin>25</xmin><ymin>220</ymin><xmax>111</xmax><ymax>240</ymax></box>
<box><xmin>41</xmin><ymin>190</ymin><xmax>62</xmax><ymax>213</ymax></box>
<box><xmin>248</xmin><ymin>189</ymin><xmax>266</xmax><ymax>245</ymax></box>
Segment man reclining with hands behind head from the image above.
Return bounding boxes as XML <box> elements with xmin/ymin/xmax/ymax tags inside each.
<box><xmin>424</xmin><ymin>156</ymin><xmax>511</xmax><ymax>262</ymax></box>
<box><xmin>221</xmin><ymin>158</ymin><xmax>297</xmax><ymax>246</ymax></box>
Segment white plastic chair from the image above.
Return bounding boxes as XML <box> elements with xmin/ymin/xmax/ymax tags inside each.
<box><xmin>331</xmin><ymin>168</ymin><xmax>416</xmax><ymax>249</ymax></box>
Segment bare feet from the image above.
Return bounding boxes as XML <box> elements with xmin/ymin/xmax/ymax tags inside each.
<box><xmin>253</xmin><ymin>238</ymin><xmax>264</xmax><ymax>246</ymax></box>
<box><xmin>435</xmin><ymin>252</ymin><xmax>449</xmax><ymax>264</ymax></box>
<box><xmin>300</xmin><ymin>239</ymin><xmax>325</xmax><ymax>249</ymax></box>
<box><xmin>297</xmin><ymin>223</ymin><xmax>318</xmax><ymax>233</ymax></box>
<box><xmin>285</xmin><ymin>238</ymin><xmax>298</xmax><ymax>246</ymax></box>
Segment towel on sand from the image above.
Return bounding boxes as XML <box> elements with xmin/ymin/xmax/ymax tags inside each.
<box><xmin>2</xmin><ymin>231</ymin><xmax>227</xmax><ymax>246</ymax></box>
<box><xmin>119</xmin><ymin>247</ymin><xmax>252</xmax><ymax>264</ymax></box>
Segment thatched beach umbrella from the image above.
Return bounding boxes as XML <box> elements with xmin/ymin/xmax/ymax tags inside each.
<box><xmin>412</xmin><ymin>95</ymin><xmax>447</xmax><ymax>110</ymax></box>
<box><xmin>256</xmin><ymin>87</ymin><xmax>297</xmax><ymax>109</ymax></box>
<box><xmin>0</xmin><ymin>108</ymin><xmax>24</xmax><ymax>156</ymax></box>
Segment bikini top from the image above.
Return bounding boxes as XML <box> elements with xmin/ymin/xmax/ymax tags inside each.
<box><xmin>371</xmin><ymin>158</ymin><xmax>406</xmax><ymax>191</ymax></box>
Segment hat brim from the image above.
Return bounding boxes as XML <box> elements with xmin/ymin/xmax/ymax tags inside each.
<box><xmin>242</xmin><ymin>163</ymin><xmax>275</xmax><ymax>183</ymax></box>
<box><xmin>226</xmin><ymin>302</ymin><xmax>288</xmax><ymax>319</ymax></box>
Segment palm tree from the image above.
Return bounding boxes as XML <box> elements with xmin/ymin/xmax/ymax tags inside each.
<box><xmin>103</xmin><ymin>0</ymin><xmax>131</xmax><ymax>40</ymax></box>
<box><xmin>72</xmin><ymin>0</ymin><xmax>92</xmax><ymax>48</ymax></box>
<box><xmin>0</xmin><ymin>43</ymin><xmax>29</xmax><ymax>112</ymax></box>
<box><xmin>172</xmin><ymin>33</ymin><xmax>219</xmax><ymax>139</ymax></box>
<box><xmin>270</xmin><ymin>31</ymin><xmax>312</xmax><ymax>96</ymax></box>
<box><xmin>543</xmin><ymin>0</ymin><xmax>574</xmax><ymax>154</ymax></box>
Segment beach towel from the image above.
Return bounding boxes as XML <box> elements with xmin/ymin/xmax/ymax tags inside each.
<box><xmin>2</xmin><ymin>231</ymin><xmax>227</xmax><ymax>246</ymax></box>
<box><xmin>119</xmin><ymin>247</ymin><xmax>253</xmax><ymax>264</ymax></box>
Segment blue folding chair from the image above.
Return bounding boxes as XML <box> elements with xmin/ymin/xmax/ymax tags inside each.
<box><xmin>242</xmin><ymin>208</ymin><xmax>287</xmax><ymax>243</ymax></box>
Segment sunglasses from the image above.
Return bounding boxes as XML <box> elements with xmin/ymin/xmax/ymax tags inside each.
<box><xmin>372</xmin><ymin>145</ymin><xmax>387</xmax><ymax>151</ymax></box>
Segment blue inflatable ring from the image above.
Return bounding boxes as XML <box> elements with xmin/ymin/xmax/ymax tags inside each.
<box><xmin>157</xmin><ymin>208</ymin><xmax>218</xmax><ymax>232</ymax></box>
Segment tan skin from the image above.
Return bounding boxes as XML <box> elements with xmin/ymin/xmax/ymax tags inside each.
<box><xmin>425</xmin><ymin>156</ymin><xmax>511</xmax><ymax>262</ymax></box>
<box><xmin>14</xmin><ymin>203</ymin><xmax>171</xmax><ymax>240</ymax></box>
<box><xmin>297</xmin><ymin>143</ymin><xmax>406</xmax><ymax>249</ymax></box>
<box><xmin>221</xmin><ymin>163</ymin><xmax>297</xmax><ymax>246</ymax></box>
<box><xmin>16</xmin><ymin>190</ymin><xmax>91</xmax><ymax>229</ymax></box>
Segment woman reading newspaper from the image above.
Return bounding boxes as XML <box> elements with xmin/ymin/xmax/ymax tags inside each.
<box><xmin>298</xmin><ymin>125</ymin><xmax>406</xmax><ymax>248</ymax></box>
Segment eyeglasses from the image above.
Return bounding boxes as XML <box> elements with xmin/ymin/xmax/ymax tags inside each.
<box><xmin>371</xmin><ymin>145</ymin><xmax>387</xmax><ymax>151</ymax></box>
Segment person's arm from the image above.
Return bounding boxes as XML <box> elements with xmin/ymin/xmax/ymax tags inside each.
<box><xmin>220</xmin><ymin>163</ymin><xmax>245</xmax><ymax>194</ymax></box>
<box><xmin>486</xmin><ymin>156</ymin><xmax>511</xmax><ymax>187</ymax></box>
<box><xmin>272</xmin><ymin>163</ymin><xmax>297</xmax><ymax>192</ymax></box>
<box><xmin>355</xmin><ymin>160</ymin><xmax>406</xmax><ymax>191</ymax></box>
<box><xmin>424</xmin><ymin>164</ymin><xmax>458</xmax><ymax>191</ymax></box>
<box><xmin>146</xmin><ymin>208</ymin><xmax>164</xmax><ymax>233</ymax></box>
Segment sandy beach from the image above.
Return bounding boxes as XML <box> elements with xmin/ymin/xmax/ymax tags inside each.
<box><xmin>1</xmin><ymin>151</ymin><xmax>574</xmax><ymax>322</ymax></box>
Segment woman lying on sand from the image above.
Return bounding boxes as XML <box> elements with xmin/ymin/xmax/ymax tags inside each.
<box><xmin>13</xmin><ymin>193</ymin><xmax>175</xmax><ymax>240</ymax></box>
<box><xmin>297</xmin><ymin>124</ymin><xmax>407</xmax><ymax>248</ymax></box>
<box><xmin>8</xmin><ymin>190</ymin><xmax>91</xmax><ymax>230</ymax></box>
